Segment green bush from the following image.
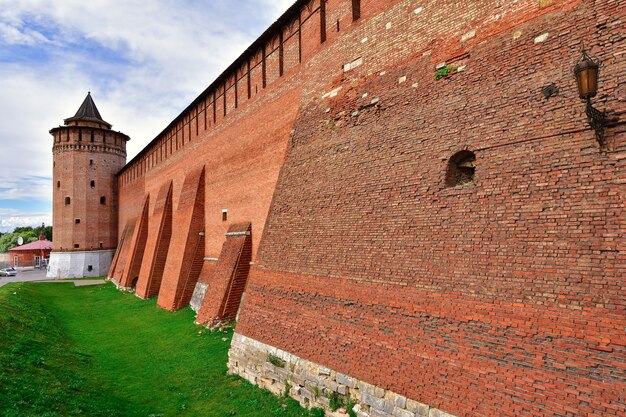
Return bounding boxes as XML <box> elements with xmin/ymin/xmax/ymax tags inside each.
<box><xmin>310</xmin><ymin>407</ymin><xmax>325</xmax><ymax>417</ymax></box>
<box><xmin>328</xmin><ymin>392</ymin><xmax>343</xmax><ymax>411</ymax></box>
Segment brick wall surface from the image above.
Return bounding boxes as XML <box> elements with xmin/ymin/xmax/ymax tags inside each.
<box><xmin>109</xmin><ymin>221</ymin><xmax>134</xmax><ymax>283</ymax></box>
<box><xmin>52</xmin><ymin>126</ymin><xmax>126</xmax><ymax>253</ymax></box>
<box><xmin>135</xmin><ymin>181</ymin><xmax>173</xmax><ymax>299</ymax></box>
<box><xmin>9</xmin><ymin>250</ymin><xmax>50</xmax><ymax>268</ymax></box>
<box><xmin>236</xmin><ymin>0</ymin><xmax>625</xmax><ymax>416</ymax></box>
<box><xmin>157</xmin><ymin>167</ymin><xmax>205</xmax><ymax>310</ymax></box>
<box><xmin>119</xmin><ymin>195</ymin><xmax>150</xmax><ymax>288</ymax></box>
<box><xmin>113</xmin><ymin>80</ymin><xmax>302</xmax><ymax>308</ymax></box>
<box><xmin>196</xmin><ymin>222</ymin><xmax>252</xmax><ymax>325</ymax></box>
<box><xmin>109</xmin><ymin>0</ymin><xmax>626</xmax><ymax>415</ymax></box>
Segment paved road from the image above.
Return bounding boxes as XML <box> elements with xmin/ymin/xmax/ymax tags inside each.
<box><xmin>0</xmin><ymin>269</ymin><xmax>106</xmax><ymax>287</ymax></box>
<box><xmin>0</xmin><ymin>269</ymin><xmax>49</xmax><ymax>287</ymax></box>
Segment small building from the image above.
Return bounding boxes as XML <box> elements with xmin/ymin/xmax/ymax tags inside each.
<box><xmin>9</xmin><ymin>236</ymin><xmax>52</xmax><ymax>270</ymax></box>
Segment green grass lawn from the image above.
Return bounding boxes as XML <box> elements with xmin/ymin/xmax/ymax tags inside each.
<box><xmin>0</xmin><ymin>282</ymin><xmax>319</xmax><ymax>417</ymax></box>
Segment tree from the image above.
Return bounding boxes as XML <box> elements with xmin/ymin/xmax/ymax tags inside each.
<box><xmin>33</xmin><ymin>225</ymin><xmax>53</xmax><ymax>241</ymax></box>
<box><xmin>0</xmin><ymin>230</ymin><xmax>39</xmax><ymax>253</ymax></box>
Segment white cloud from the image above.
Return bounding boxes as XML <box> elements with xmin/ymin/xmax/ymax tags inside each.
<box><xmin>0</xmin><ymin>176</ymin><xmax>51</xmax><ymax>201</ymax></box>
<box><xmin>0</xmin><ymin>0</ymin><xmax>298</xmax><ymax>158</ymax></box>
<box><xmin>0</xmin><ymin>0</ymin><xmax>297</xmax><ymax>223</ymax></box>
<box><xmin>0</xmin><ymin>208</ymin><xmax>51</xmax><ymax>233</ymax></box>
<box><xmin>0</xmin><ymin>21</ymin><xmax>51</xmax><ymax>45</ymax></box>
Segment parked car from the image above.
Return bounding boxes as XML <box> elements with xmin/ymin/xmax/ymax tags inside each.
<box><xmin>0</xmin><ymin>267</ymin><xmax>17</xmax><ymax>277</ymax></box>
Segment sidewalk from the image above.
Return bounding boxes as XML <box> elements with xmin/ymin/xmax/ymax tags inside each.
<box><xmin>0</xmin><ymin>269</ymin><xmax>106</xmax><ymax>288</ymax></box>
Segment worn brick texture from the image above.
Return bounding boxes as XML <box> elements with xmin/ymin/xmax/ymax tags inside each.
<box><xmin>9</xmin><ymin>248</ymin><xmax>51</xmax><ymax>269</ymax></box>
<box><xmin>109</xmin><ymin>221</ymin><xmax>134</xmax><ymax>283</ymax></box>
<box><xmin>119</xmin><ymin>195</ymin><xmax>149</xmax><ymax>288</ymax></box>
<box><xmin>109</xmin><ymin>0</ymin><xmax>625</xmax><ymax>416</ymax></box>
<box><xmin>237</xmin><ymin>1</ymin><xmax>626</xmax><ymax>417</ymax></box>
<box><xmin>196</xmin><ymin>222</ymin><xmax>252</xmax><ymax>325</ymax></box>
<box><xmin>135</xmin><ymin>181</ymin><xmax>173</xmax><ymax>299</ymax></box>
<box><xmin>51</xmin><ymin>125</ymin><xmax>127</xmax><ymax>253</ymax></box>
<box><xmin>157</xmin><ymin>167</ymin><xmax>205</xmax><ymax>310</ymax></box>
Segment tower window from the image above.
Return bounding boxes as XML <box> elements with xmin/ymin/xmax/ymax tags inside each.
<box><xmin>74</xmin><ymin>244</ymin><xmax>80</xmax><ymax>249</ymax></box>
<box><xmin>90</xmin><ymin>159</ymin><xmax>93</xmax><ymax>165</ymax></box>
<box><xmin>90</xmin><ymin>180</ymin><xmax>95</xmax><ymax>188</ymax></box>
<box><xmin>78</xmin><ymin>128</ymin><xmax>82</xmax><ymax>141</ymax></box>
<box><xmin>446</xmin><ymin>150</ymin><xmax>476</xmax><ymax>187</ymax></box>
<box><xmin>91</xmin><ymin>129</ymin><xmax>95</xmax><ymax>142</ymax></box>
<box><xmin>100</xmin><ymin>196</ymin><xmax>106</xmax><ymax>205</ymax></box>
<box><xmin>352</xmin><ymin>0</ymin><xmax>361</xmax><ymax>20</ymax></box>
<box><xmin>75</xmin><ymin>218</ymin><xmax>81</xmax><ymax>224</ymax></box>
<box><xmin>65</xmin><ymin>197</ymin><xmax>71</xmax><ymax>205</ymax></box>
<box><xmin>99</xmin><ymin>242</ymin><xmax>104</xmax><ymax>248</ymax></box>
<box><xmin>57</xmin><ymin>181</ymin><xmax>60</xmax><ymax>188</ymax></box>
<box><xmin>87</xmin><ymin>265</ymin><xmax>93</xmax><ymax>272</ymax></box>
<box><xmin>222</xmin><ymin>209</ymin><xmax>228</xmax><ymax>222</ymax></box>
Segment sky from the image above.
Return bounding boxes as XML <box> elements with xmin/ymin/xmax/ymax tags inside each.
<box><xmin>0</xmin><ymin>0</ymin><xmax>294</xmax><ymax>233</ymax></box>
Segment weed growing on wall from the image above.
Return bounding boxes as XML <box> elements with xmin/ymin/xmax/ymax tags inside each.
<box><xmin>435</xmin><ymin>65</ymin><xmax>458</xmax><ymax>80</ymax></box>
<box><xmin>268</xmin><ymin>353</ymin><xmax>286</xmax><ymax>368</ymax></box>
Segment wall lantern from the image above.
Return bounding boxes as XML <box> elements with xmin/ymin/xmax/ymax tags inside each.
<box><xmin>573</xmin><ymin>50</ymin><xmax>606</xmax><ymax>147</ymax></box>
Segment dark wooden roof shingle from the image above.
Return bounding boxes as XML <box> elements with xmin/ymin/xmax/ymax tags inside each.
<box><xmin>64</xmin><ymin>92</ymin><xmax>112</xmax><ymax>129</ymax></box>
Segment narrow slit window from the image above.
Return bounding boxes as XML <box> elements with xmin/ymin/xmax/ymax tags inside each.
<box><xmin>222</xmin><ymin>209</ymin><xmax>228</xmax><ymax>222</ymax></box>
<box><xmin>57</xmin><ymin>181</ymin><xmax>60</xmax><ymax>188</ymax></box>
<box><xmin>65</xmin><ymin>197</ymin><xmax>71</xmax><ymax>205</ymax></box>
<box><xmin>100</xmin><ymin>196</ymin><xmax>106</xmax><ymax>205</ymax></box>
<box><xmin>90</xmin><ymin>180</ymin><xmax>95</xmax><ymax>188</ymax></box>
<box><xmin>352</xmin><ymin>0</ymin><xmax>361</xmax><ymax>20</ymax></box>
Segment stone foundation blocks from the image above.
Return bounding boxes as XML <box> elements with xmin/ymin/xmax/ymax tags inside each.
<box><xmin>228</xmin><ymin>333</ymin><xmax>458</xmax><ymax>417</ymax></box>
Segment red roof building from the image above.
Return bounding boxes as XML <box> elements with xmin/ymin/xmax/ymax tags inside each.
<box><xmin>9</xmin><ymin>236</ymin><xmax>52</xmax><ymax>269</ymax></box>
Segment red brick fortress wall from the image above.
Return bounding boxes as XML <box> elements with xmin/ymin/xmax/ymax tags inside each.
<box><xmin>108</xmin><ymin>0</ymin><xmax>626</xmax><ymax>415</ymax></box>
<box><xmin>111</xmin><ymin>85</ymin><xmax>302</xmax><ymax>307</ymax></box>
<box><xmin>233</xmin><ymin>0</ymin><xmax>626</xmax><ymax>416</ymax></box>
<box><xmin>111</xmin><ymin>0</ymin><xmax>340</xmax><ymax>315</ymax></box>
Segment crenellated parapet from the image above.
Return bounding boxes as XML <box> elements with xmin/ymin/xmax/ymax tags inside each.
<box><xmin>50</xmin><ymin>128</ymin><xmax>128</xmax><ymax>157</ymax></box>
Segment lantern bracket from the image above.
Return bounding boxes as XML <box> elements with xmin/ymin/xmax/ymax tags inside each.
<box><xmin>585</xmin><ymin>97</ymin><xmax>606</xmax><ymax>147</ymax></box>
<box><xmin>573</xmin><ymin>49</ymin><xmax>608</xmax><ymax>149</ymax></box>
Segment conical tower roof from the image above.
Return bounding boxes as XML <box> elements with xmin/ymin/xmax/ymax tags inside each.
<box><xmin>64</xmin><ymin>92</ymin><xmax>112</xmax><ymax>129</ymax></box>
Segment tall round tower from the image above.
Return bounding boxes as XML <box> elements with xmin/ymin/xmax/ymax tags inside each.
<box><xmin>47</xmin><ymin>93</ymin><xmax>129</xmax><ymax>278</ymax></box>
